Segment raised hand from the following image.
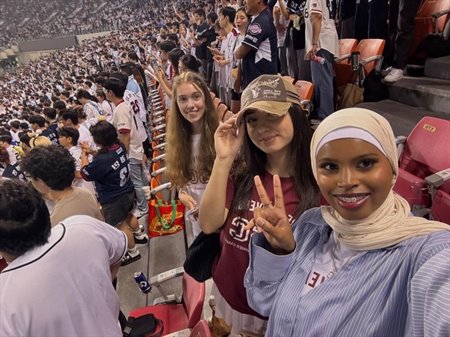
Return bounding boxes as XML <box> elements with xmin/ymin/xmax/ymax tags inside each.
<box><xmin>214</xmin><ymin>115</ymin><xmax>244</xmax><ymax>163</ymax></box>
<box><xmin>246</xmin><ymin>175</ymin><xmax>296</xmax><ymax>254</ymax></box>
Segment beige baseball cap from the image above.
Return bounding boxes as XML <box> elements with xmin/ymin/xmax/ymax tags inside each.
<box><xmin>237</xmin><ymin>74</ymin><xmax>302</xmax><ymax>125</ymax></box>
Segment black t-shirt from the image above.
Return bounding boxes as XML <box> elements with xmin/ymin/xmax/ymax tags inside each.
<box><xmin>242</xmin><ymin>8</ymin><xmax>278</xmax><ymax>88</ymax></box>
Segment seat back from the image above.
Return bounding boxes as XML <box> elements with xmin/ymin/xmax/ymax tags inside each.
<box><xmin>337</xmin><ymin>38</ymin><xmax>358</xmax><ymax>63</ymax></box>
<box><xmin>190</xmin><ymin>320</ymin><xmax>212</xmax><ymax>337</ymax></box>
<box><xmin>431</xmin><ymin>189</ymin><xmax>450</xmax><ymax>224</ymax></box>
<box><xmin>399</xmin><ymin>117</ymin><xmax>450</xmax><ymax>177</ymax></box>
<box><xmin>355</xmin><ymin>39</ymin><xmax>385</xmax><ymax>75</ymax></box>
<box><xmin>394</xmin><ymin>117</ymin><xmax>450</xmax><ymax>210</ymax></box>
<box><xmin>182</xmin><ymin>273</ymin><xmax>205</xmax><ymax>329</ymax></box>
<box><xmin>294</xmin><ymin>80</ymin><xmax>314</xmax><ymax>100</ymax></box>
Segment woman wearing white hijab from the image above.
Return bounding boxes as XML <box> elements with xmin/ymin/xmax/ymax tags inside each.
<box><xmin>244</xmin><ymin>108</ymin><xmax>450</xmax><ymax>337</ymax></box>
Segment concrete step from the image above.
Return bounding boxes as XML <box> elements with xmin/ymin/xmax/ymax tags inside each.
<box><xmin>425</xmin><ymin>56</ymin><xmax>450</xmax><ymax>81</ymax></box>
<box><xmin>356</xmin><ymin>99</ymin><xmax>450</xmax><ymax>137</ymax></box>
<box><xmin>387</xmin><ymin>76</ymin><xmax>450</xmax><ymax>115</ymax></box>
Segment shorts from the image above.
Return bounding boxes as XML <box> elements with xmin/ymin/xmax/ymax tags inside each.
<box><xmin>102</xmin><ymin>190</ymin><xmax>135</xmax><ymax>227</ymax></box>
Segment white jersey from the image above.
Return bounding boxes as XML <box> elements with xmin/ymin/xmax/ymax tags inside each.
<box><xmin>123</xmin><ymin>90</ymin><xmax>148</xmax><ymax>143</ymax></box>
<box><xmin>304</xmin><ymin>0</ymin><xmax>339</xmax><ymax>56</ymax></box>
<box><xmin>0</xmin><ymin>215</ymin><xmax>126</xmax><ymax>337</ymax></box>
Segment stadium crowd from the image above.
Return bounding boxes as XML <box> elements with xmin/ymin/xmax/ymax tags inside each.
<box><xmin>0</xmin><ymin>0</ymin><xmax>449</xmax><ymax>336</ymax></box>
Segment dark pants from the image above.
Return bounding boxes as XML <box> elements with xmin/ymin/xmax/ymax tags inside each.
<box><xmin>393</xmin><ymin>0</ymin><xmax>422</xmax><ymax>69</ymax></box>
<box><xmin>368</xmin><ymin>0</ymin><xmax>389</xmax><ymax>39</ymax></box>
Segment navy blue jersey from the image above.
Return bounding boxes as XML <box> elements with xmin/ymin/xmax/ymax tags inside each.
<box><xmin>80</xmin><ymin>144</ymin><xmax>134</xmax><ymax>204</ymax></box>
<box><xmin>42</xmin><ymin>126</ymin><xmax>59</xmax><ymax>145</ymax></box>
<box><xmin>2</xmin><ymin>163</ymin><xmax>26</xmax><ymax>181</ymax></box>
<box><xmin>242</xmin><ymin>8</ymin><xmax>278</xmax><ymax>88</ymax></box>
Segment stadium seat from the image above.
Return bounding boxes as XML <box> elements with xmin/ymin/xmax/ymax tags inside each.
<box><xmin>394</xmin><ymin>117</ymin><xmax>450</xmax><ymax>216</ymax></box>
<box><xmin>128</xmin><ymin>271</ymin><xmax>205</xmax><ymax>335</ymax></box>
<box><xmin>189</xmin><ymin>320</ymin><xmax>211</xmax><ymax>337</ymax></box>
<box><xmin>413</xmin><ymin>0</ymin><xmax>450</xmax><ymax>54</ymax></box>
<box><xmin>335</xmin><ymin>39</ymin><xmax>385</xmax><ymax>88</ymax></box>
<box><xmin>430</xmin><ymin>189</ymin><xmax>450</xmax><ymax>224</ymax></box>
<box><xmin>336</xmin><ymin>38</ymin><xmax>359</xmax><ymax>65</ymax></box>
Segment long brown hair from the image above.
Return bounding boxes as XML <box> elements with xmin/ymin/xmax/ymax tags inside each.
<box><xmin>166</xmin><ymin>72</ymin><xmax>219</xmax><ymax>188</ymax></box>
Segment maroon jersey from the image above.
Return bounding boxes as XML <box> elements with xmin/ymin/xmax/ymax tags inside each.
<box><xmin>212</xmin><ymin>172</ymin><xmax>299</xmax><ymax>317</ymax></box>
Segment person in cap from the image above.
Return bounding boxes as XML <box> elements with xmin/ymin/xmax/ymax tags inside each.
<box><xmin>244</xmin><ymin>108</ymin><xmax>450</xmax><ymax>337</ymax></box>
<box><xmin>199</xmin><ymin>74</ymin><xmax>319</xmax><ymax>335</ymax></box>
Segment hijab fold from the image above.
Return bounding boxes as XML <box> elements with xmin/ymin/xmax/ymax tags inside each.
<box><xmin>310</xmin><ymin>108</ymin><xmax>448</xmax><ymax>251</ymax></box>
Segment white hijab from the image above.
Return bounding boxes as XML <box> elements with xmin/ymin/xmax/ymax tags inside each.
<box><xmin>310</xmin><ymin>108</ymin><xmax>449</xmax><ymax>251</ymax></box>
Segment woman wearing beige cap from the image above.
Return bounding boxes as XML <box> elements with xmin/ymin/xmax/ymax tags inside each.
<box><xmin>245</xmin><ymin>108</ymin><xmax>450</xmax><ymax>336</ymax></box>
<box><xmin>199</xmin><ymin>74</ymin><xmax>319</xmax><ymax>335</ymax></box>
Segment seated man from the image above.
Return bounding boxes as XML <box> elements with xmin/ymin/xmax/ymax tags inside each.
<box><xmin>20</xmin><ymin>144</ymin><xmax>104</xmax><ymax>226</ymax></box>
<box><xmin>0</xmin><ymin>179</ymin><xmax>126</xmax><ymax>336</ymax></box>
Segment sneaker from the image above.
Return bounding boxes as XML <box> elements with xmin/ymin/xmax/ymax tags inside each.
<box><xmin>121</xmin><ymin>250</ymin><xmax>141</xmax><ymax>266</ymax></box>
<box><xmin>381</xmin><ymin>66</ymin><xmax>392</xmax><ymax>77</ymax></box>
<box><xmin>383</xmin><ymin>68</ymin><xmax>404</xmax><ymax>83</ymax></box>
<box><xmin>134</xmin><ymin>233</ymin><xmax>148</xmax><ymax>245</ymax></box>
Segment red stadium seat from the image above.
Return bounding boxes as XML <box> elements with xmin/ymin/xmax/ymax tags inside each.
<box><xmin>128</xmin><ymin>273</ymin><xmax>205</xmax><ymax>335</ymax></box>
<box><xmin>394</xmin><ymin>117</ymin><xmax>450</xmax><ymax>216</ymax></box>
<box><xmin>190</xmin><ymin>320</ymin><xmax>211</xmax><ymax>337</ymax></box>
<box><xmin>430</xmin><ymin>189</ymin><xmax>450</xmax><ymax>224</ymax></box>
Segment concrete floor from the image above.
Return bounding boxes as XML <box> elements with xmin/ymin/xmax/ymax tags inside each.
<box><xmin>117</xmin><ymin>215</ymin><xmax>213</xmax><ymax>321</ymax></box>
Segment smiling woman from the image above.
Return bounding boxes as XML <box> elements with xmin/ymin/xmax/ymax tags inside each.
<box><xmin>199</xmin><ymin>74</ymin><xmax>319</xmax><ymax>335</ymax></box>
<box><xmin>166</xmin><ymin>71</ymin><xmax>220</xmax><ymax>238</ymax></box>
<box><xmin>244</xmin><ymin>107</ymin><xmax>450</xmax><ymax>337</ymax></box>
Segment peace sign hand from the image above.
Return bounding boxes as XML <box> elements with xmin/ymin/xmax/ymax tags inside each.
<box><xmin>245</xmin><ymin>175</ymin><xmax>296</xmax><ymax>254</ymax></box>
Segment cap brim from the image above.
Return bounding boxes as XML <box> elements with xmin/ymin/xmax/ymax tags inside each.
<box><xmin>236</xmin><ymin>101</ymin><xmax>291</xmax><ymax>125</ymax></box>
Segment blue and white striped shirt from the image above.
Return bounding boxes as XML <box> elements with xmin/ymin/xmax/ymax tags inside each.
<box><xmin>245</xmin><ymin>208</ymin><xmax>450</xmax><ymax>337</ymax></box>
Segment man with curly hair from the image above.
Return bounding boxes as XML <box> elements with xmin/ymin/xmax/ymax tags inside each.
<box><xmin>0</xmin><ymin>179</ymin><xmax>125</xmax><ymax>337</ymax></box>
<box><xmin>20</xmin><ymin>144</ymin><xmax>103</xmax><ymax>226</ymax></box>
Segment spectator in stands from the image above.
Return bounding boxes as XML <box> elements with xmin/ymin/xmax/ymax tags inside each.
<box><xmin>245</xmin><ymin>108</ymin><xmax>450</xmax><ymax>336</ymax></box>
<box><xmin>0</xmin><ymin>133</ymin><xmax>21</xmax><ymax>165</ymax></box>
<box><xmin>8</xmin><ymin>120</ymin><xmax>21</xmax><ymax>144</ymax></box>
<box><xmin>76</xmin><ymin>89</ymin><xmax>104</xmax><ymax>127</ymax></box>
<box><xmin>0</xmin><ymin>179</ymin><xmax>125</xmax><ymax>337</ymax></box>
<box><xmin>277</xmin><ymin>0</ymin><xmax>309</xmax><ymax>81</ymax></box>
<box><xmin>21</xmin><ymin>144</ymin><xmax>103</xmax><ymax>225</ymax></box>
<box><xmin>199</xmin><ymin>74</ymin><xmax>319</xmax><ymax>335</ymax></box>
<box><xmin>166</xmin><ymin>71</ymin><xmax>220</xmax><ymax>239</ymax></box>
<box><xmin>60</xmin><ymin>109</ymin><xmax>94</xmax><ymax>147</ymax></box>
<box><xmin>28</xmin><ymin>115</ymin><xmax>59</xmax><ymax>144</ymax></box>
<box><xmin>304</xmin><ymin>0</ymin><xmax>339</xmax><ymax>120</ymax></box>
<box><xmin>230</xmin><ymin>6</ymin><xmax>251</xmax><ymax>113</ymax></box>
<box><xmin>193</xmin><ymin>8</ymin><xmax>210</xmax><ymax>76</ymax></box>
<box><xmin>104</xmin><ymin>77</ymin><xmax>149</xmax><ymax>219</ymax></box>
<box><xmin>0</xmin><ymin>147</ymin><xmax>26</xmax><ymax>181</ymax></box>
<box><xmin>58</xmin><ymin>126</ymin><xmax>95</xmax><ymax>192</ymax></box>
<box><xmin>96</xmin><ymin>89</ymin><xmax>114</xmax><ymax>122</ymax></box>
<box><xmin>178</xmin><ymin>54</ymin><xmax>202</xmax><ymax>74</ymax></box>
<box><xmin>80</xmin><ymin>121</ymin><xmax>148</xmax><ymax>266</ymax></box>
<box><xmin>213</xmin><ymin>6</ymin><xmax>238</xmax><ymax>108</ymax></box>
<box><xmin>234</xmin><ymin>0</ymin><xmax>278</xmax><ymax>89</ymax></box>
<box><xmin>383</xmin><ymin>0</ymin><xmax>422</xmax><ymax>83</ymax></box>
